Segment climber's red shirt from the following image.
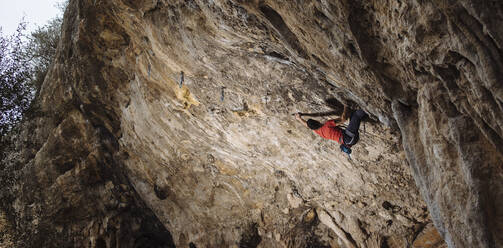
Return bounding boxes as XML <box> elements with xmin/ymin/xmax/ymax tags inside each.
<box><xmin>313</xmin><ymin>120</ymin><xmax>343</xmax><ymax>144</ymax></box>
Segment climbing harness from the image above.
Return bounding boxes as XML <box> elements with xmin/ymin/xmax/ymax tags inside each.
<box><xmin>339</xmin><ymin>111</ymin><xmax>369</xmax><ymax>159</ymax></box>
<box><xmin>344</xmin><ymin>129</ymin><xmax>357</xmax><ymax>146</ymax></box>
<box><xmin>335</xmin><ymin>127</ymin><xmax>354</xmax><ymax>159</ymax></box>
<box><xmin>340</xmin><ymin>132</ymin><xmax>353</xmax><ymax>159</ymax></box>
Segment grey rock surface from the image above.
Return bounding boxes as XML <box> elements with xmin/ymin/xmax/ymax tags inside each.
<box><xmin>1</xmin><ymin>0</ymin><xmax>502</xmax><ymax>247</ymax></box>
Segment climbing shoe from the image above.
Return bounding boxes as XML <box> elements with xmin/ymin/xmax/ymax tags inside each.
<box><xmin>340</xmin><ymin>144</ymin><xmax>352</xmax><ymax>155</ymax></box>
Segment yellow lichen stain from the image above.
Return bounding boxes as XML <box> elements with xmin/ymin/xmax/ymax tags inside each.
<box><xmin>100</xmin><ymin>29</ymin><xmax>123</xmax><ymax>42</ymax></box>
<box><xmin>304</xmin><ymin>209</ymin><xmax>316</xmax><ymax>223</ymax></box>
<box><xmin>232</xmin><ymin>109</ymin><xmax>255</xmax><ymax>117</ymax></box>
<box><xmin>214</xmin><ymin>160</ymin><xmax>239</xmax><ymax>176</ymax></box>
<box><xmin>412</xmin><ymin>225</ymin><xmax>446</xmax><ymax>248</ymax></box>
<box><xmin>253</xmin><ymin>202</ymin><xmax>264</xmax><ymax>209</ymax></box>
<box><xmin>231</xmin><ymin>103</ymin><xmax>263</xmax><ymax>118</ymax></box>
<box><xmin>175</xmin><ymin>85</ymin><xmax>200</xmax><ymax>110</ymax></box>
<box><xmin>230</xmin><ymin>177</ymin><xmax>245</xmax><ymax>192</ymax></box>
<box><xmin>242</xmin><ymin>189</ymin><xmax>250</xmax><ymax>198</ymax></box>
<box><xmin>180</xmin><ymin>154</ymin><xmax>191</xmax><ymax>161</ymax></box>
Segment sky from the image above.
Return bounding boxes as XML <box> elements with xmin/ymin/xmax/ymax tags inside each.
<box><xmin>0</xmin><ymin>0</ymin><xmax>63</xmax><ymax>36</ymax></box>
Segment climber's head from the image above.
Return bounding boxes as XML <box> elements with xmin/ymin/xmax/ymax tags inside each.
<box><xmin>307</xmin><ymin>119</ymin><xmax>323</xmax><ymax>130</ymax></box>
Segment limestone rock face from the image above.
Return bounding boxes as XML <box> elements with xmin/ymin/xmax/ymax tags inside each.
<box><xmin>1</xmin><ymin>0</ymin><xmax>502</xmax><ymax>247</ymax></box>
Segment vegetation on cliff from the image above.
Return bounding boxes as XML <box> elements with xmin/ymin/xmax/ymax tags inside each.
<box><xmin>0</xmin><ymin>3</ymin><xmax>65</xmax><ymax>137</ymax></box>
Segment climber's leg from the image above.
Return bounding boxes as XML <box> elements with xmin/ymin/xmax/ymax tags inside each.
<box><xmin>346</xmin><ymin>110</ymin><xmax>368</xmax><ymax>134</ymax></box>
<box><xmin>342</xmin><ymin>110</ymin><xmax>368</xmax><ymax>145</ymax></box>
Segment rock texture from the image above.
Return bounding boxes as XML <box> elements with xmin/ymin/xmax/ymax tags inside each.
<box><xmin>1</xmin><ymin>0</ymin><xmax>502</xmax><ymax>247</ymax></box>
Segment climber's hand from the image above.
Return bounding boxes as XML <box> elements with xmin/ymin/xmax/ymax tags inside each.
<box><xmin>295</xmin><ymin>113</ymin><xmax>302</xmax><ymax>121</ymax></box>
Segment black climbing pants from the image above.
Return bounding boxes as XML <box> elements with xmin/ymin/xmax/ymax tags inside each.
<box><xmin>343</xmin><ymin>110</ymin><xmax>368</xmax><ymax>146</ymax></box>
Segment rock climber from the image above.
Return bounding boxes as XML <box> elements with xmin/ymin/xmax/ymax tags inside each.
<box><xmin>295</xmin><ymin>105</ymin><xmax>368</xmax><ymax>155</ymax></box>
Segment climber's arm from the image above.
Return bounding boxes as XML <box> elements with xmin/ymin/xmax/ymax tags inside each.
<box><xmin>341</xmin><ymin>105</ymin><xmax>348</xmax><ymax>122</ymax></box>
<box><xmin>295</xmin><ymin>113</ymin><xmax>309</xmax><ymax>128</ymax></box>
<box><xmin>334</xmin><ymin>105</ymin><xmax>348</xmax><ymax>126</ymax></box>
